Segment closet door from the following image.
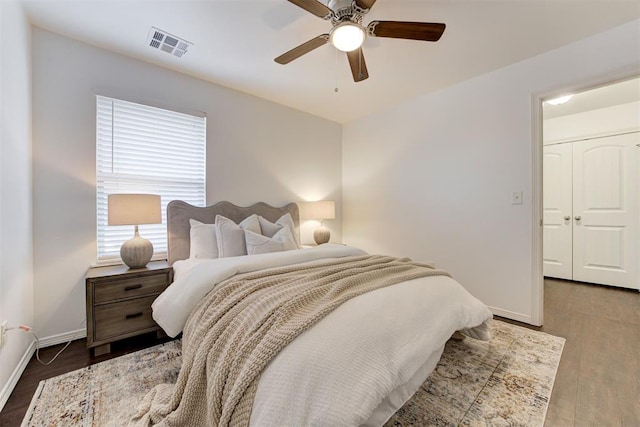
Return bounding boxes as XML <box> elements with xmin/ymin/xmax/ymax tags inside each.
<box><xmin>543</xmin><ymin>143</ymin><xmax>573</xmax><ymax>280</ymax></box>
<box><xmin>572</xmin><ymin>133</ymin><xmax>639</xmax><ymax>290</ymax></box>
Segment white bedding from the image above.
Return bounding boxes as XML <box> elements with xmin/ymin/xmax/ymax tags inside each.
<box><xmin>152</xmin><ymin>244</ymin><xmax>493</xmax><ymax>426</ymax></box>
<box><xmin>153</xmin><ymin>244</ymin><xmax>369</xmax><ymax>337</ymax></box>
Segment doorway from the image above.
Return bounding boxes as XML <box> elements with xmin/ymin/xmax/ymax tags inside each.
<box><xmin>542</xmin><ymin>78</ymin><xmax>640</xmax><ymax>290</ymax></box>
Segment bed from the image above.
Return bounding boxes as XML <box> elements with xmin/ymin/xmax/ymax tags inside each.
<box><xmin>133</xmin><ymin>201</ymin><xmax>493</xmax><ymax>426</ymax></box>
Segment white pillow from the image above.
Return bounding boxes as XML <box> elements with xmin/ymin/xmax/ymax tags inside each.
<box><xmin>215</xmin><ymin>214</ymin><xmax>261</xmax><ymax>258</ymax></box>
<box><xmin>258</xmin><ymin>216</ymin><xmax>283</xmax><ymax>238</ymax></box>
<box><xmin>245</xmin><ymin>226</ymin><xmax>298</xmax><ymax>255</ymax></box>
<box><xmin>189</xmin><ymin>219</ymin><xmax>218</xmax><ymax>259</ymax></box>
<box><xmin>258</xmin><ymin>213</ymin><xmax>300</xmax><ymax>248</ymax></box>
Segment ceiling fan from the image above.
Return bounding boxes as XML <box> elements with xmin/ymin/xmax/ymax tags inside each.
<box><xmin>274</xmin><ymin>0</ymin><xmax>446</xmax><ymax>82</ymax></box>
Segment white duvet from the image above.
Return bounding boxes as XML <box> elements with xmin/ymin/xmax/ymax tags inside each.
<box><xmin>152</xmin><ymin>244</ymin><xmax>493</xmax><ymax>426</ymax></box>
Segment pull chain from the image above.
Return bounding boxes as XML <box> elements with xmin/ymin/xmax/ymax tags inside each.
<box><xmin>334</xmin><ymin>47</ymin><xmax>339</xmax><ymax>93</ymax></box>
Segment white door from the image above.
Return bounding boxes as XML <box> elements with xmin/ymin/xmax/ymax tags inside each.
<box><xmin>543</xmin><ymin>143</ymin><xmax>573</xmax><ymax>280</ymax></box>
<box><xmin>572</xmin><ymin>133</ymin><xmax>639</xmax><ymax>290</ymax></box>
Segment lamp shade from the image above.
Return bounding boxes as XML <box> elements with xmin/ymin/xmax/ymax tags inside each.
<box><xmin>300</xmin><ymin>201</ymin><xmax>336</xmax><ymax>220</ymax></box>
<box><xmin>108</xmin><ymin>194</ymin><xmax>161</xmax><ymax>226</ymax></box>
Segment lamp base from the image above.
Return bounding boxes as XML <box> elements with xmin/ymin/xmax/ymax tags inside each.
<box><xmin>313</xmin><ymin>226</ymin><xmax>331</xmax><ymax>245</ymax></box>
<box><xmin>121</xmin><ymin>233</ymin><xmax>153</xmax><ymax>269</ymax></box>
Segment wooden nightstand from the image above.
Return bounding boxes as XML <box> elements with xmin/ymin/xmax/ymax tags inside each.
<box><xmin>86</xmin><ymin>261</ymin><xmax>173</xmax><ymax>356</ymax></box>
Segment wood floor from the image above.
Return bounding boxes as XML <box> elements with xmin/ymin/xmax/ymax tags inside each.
<box><xmin>540</xmin><ymin>279</ymin><xmax>639</xmax><ymax>426</ymax></box>
<box><xmin>0</xmin><ymin>279</ymin><xmax>638</xmax><ymax>426</ymax></box>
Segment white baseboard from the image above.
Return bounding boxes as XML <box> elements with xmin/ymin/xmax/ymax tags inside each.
<box><xmin>36</xmin><ymin>328</ymin><xmax>86</xmax><ymax>348</ymax></box>
<box><xmin>489</xmin><ymin>306</ymin><xmax>533</xmax><ymax>325</ymax></box>
<box><xmin>0</xmin><ymin>341</ymin><xmax>36</xmax><ymax>413</ymax></box>
<box><xmin>0</xmin><ymin>328</ymin><xmax>86</xmax><ymax>413</ymax></box>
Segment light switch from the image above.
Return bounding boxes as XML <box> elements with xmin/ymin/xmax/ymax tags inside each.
<box><xmin>512</xmin><ymin>191</ymin><xmax>523</xmax><ymax>205</ymax></box>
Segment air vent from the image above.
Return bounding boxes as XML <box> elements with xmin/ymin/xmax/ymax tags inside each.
<box><xmin>146</xmin><ymin>27</ymin><xmax>192</xmax><ymax>58</ymax></box>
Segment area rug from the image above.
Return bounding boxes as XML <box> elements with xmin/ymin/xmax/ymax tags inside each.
<box><xmin>22</xmin><ymin>320</ymin><xmax>564</xmax><ymax>426</ymax></box>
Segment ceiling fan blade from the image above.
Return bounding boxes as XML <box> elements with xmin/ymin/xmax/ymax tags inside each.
<box><xmin>346</xmin><ymin>48</ymin><xmax>369</xmax><ymax>83</ymax></box>
<box><xmin>275</xmin><ymin>35</ymin><xmax>329</xmax><ymax>64</ymax></box>
<box><xmin>287</xmin><ymin>0</ymin><xmax>332</xmax><ymax>19</ymax></box>
<box><xmin>355</xmin><ymin>0</ymin><xmax>377</xmax><ymax>10</ymax></box>
<box><xmin>368</xmin><ymin>21</ymin><xmax>446</xmax><ymax>42</ymax></box>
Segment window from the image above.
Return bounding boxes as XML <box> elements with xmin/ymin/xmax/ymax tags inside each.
<box><xmin>96</xmin><ymin>96</ymin><xmax>206</xmax><ymax>263</ymax></box>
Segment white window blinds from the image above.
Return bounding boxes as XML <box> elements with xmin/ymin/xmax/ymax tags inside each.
<box><xmin>96</xmin><ymin>96</ymin><xmax>206</xmax><ymax>263</ymax></box>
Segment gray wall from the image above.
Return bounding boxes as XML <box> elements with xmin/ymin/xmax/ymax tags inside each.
<box><xmin>31</xmin><ymin>28</ymin><xmax>342</xmax><ymax>339</ymax></box>
<box><xmin>342</xmin><ymin>20</ymin><xmax>639</xmax><ymax>324</ymax></box>
<box><xmin>0</xmin><ymin>0</ymin><xmax>33</xmax><ymax>408</ymax></box>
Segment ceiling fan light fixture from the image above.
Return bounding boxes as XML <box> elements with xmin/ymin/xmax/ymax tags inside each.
<box><xmin>330</xmin><ymin>22</ymin><xmax>365</xmax><ymax>52</ymax></box>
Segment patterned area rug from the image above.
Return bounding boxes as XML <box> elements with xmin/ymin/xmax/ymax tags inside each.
<box><xmin>385</xmin><ymin>321</ymin><xmax>564</xmax><ymax>426</ymax></box>
<box><xmin>22</xmin><ymin>320</ymin><xmax>564</xmax><ymax>426</ymax></box>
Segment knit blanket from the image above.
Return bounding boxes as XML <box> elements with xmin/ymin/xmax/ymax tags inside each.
<box><xmin>129</xmin><ymin>255</ymin><xmax>450</xmax><ymax>427</ymax></box>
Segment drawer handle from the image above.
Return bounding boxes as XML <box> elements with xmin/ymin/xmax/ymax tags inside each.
<box><xmin>125</xmin><ymin>312</ymin><xmax>143</xmax><ymax>319</ymax></box>
<box><xmin>124</xmin><ymin>284</ymin><xmax>143</xmax><ymax>291</ymax></box>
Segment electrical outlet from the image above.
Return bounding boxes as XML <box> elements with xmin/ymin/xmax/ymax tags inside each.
<box><xmin>0</xmin><ymin>320</ymin><xmax>7</xmax><ymax>349</ymax></box>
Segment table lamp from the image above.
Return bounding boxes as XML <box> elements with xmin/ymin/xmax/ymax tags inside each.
<box><xmin>108</xmin><ymin>194</ymin><xmax>161</xmax><ymax>268</ymax></box>
<box><xmin>300</xmin><ymin>201</ymin><xmax>335</xmax><ymax>245</ymax></box>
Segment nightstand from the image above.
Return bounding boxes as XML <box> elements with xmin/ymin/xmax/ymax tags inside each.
<box><xmin>85</xmin><ymin>261</ymin><xmax>173</xmax><ymax>356</ymax></box>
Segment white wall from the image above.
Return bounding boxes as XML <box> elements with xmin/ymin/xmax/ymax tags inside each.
<box><xmin>342</xmin><ymin>21</ymin><xmax>640</xmax><ymax>324</ymax></box>
<box><xmin>544</xmin><ymin>100</ymin><xmax>640</xmax><ymax>144</ymax></box>
<box><xmin>0</xmin><ymin>0</ymin><xmax>34</xmax><ymax>410</ymax></box>
<box><xmin>31</xmin><ymin>28</ymin><xmax>342</xmax><ymax>340</ymax></box>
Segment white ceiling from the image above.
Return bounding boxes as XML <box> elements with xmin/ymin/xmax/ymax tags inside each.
<box><xmin>22</xmin><ymin>0</ymin><xmax>640</xmax><ymax>123</ymax></box>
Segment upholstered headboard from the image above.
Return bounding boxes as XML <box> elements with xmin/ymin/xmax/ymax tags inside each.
<box><xmin>166</xmin><ymin>200</ymin><xmax>300</xmax><ymax>265</ymax></box>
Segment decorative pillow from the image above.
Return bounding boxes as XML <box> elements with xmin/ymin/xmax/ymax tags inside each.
<box><xmin>245</xmin><ymin>226</ymin><xmax>298</xmax><ymax>255</ymax></box>
<box><xmin>245</xmin><ymin>230</ymin><xmax>283</xmax><ymax>255</ymax></box>
<box><xmin>189</xmin><ymin>219</ymin><xmax>218</xmax><ymax>259</ymax></box>
<box><xmin>215</xmin><ymin>214</ymin><xmax>261</xmax><ymax>258</ymax></box>
<box><xmin>258</xmin><ymin>213</ymin><xmax>300</xmax><ymax>248</ymax></box>
<box><xmin>258</xmin><ymin>216</ymin><xmax>283</xmax><ymax>238</ymax></box>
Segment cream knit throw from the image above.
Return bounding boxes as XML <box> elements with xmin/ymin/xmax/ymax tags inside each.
<box><xmin>129</xmin><ymin>255</ymin><xmax>450</xmax><ymax>427</ymax></box>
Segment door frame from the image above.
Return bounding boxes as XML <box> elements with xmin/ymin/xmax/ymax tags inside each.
<box><xmin>530</xmin><ymin>69</ymin><xmax>640</xmax><ymax>326</ymax></box>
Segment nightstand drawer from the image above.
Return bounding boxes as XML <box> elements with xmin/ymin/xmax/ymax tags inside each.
<box><xmin>86</xmin><ymin>261</ymin><xmax>173</xmax><ymax>354</ymax></box>
<box><xmin>94</xmin><ymin>296</ymin><xmax>158</xmax><ymax>341</ymax></box>
<box><xmin>94</xmin><ymin>273</ymin><xmax>170</xmax><ymax>304</ymax></box>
